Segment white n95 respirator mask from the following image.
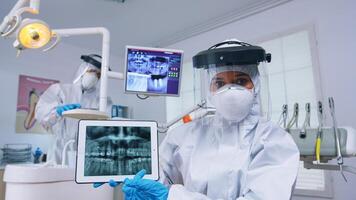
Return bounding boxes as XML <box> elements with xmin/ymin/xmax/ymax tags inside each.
<box><xmin>81</xmin><ymin>73</ymin><xmax>98</xmax><ymax>90</ymax></box>
<box><xmin>211</xmin><ymin>85</ymin><xmax>254</xmax><ymax>122</ymax></box>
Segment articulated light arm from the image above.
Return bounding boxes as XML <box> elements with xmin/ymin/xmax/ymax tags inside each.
<box><xmin>0</xmin><ymin>0</ymin><xmax>40</xmax><ymax>35</ymax></box>
<box><xmin>29</xmin><ymin>0</ymin><xmax>40</xmax><ymax>13</ymax></box>
<box><xmin>53</xmin><ymin>27</ymin><xmax>124</xmax><ymax>114</ymax></box>
<box><xmin>8</xmin><ymin>0</ymin><xmax>40</xmax><ymax>16</ymax></box>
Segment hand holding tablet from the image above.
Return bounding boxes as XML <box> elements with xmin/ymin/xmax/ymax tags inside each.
<box><xmin>122</xmin><ymin>169</ymin><xmax>168</xmax><ymax>199</ymax></box>
<box><xmin>76</xmin><ymin>120</ymin><xmax>159</xmax><ymax>183</ymax></box>
<box><xmin>94</xmin><ymin>169</ymin><xmax>168</xmax><ymax>200</ymax></box>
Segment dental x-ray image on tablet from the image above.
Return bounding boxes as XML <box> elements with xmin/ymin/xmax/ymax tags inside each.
<box><xmin>85</xmin><ymin>126</ymin><xmax>151</xmax><ymax>176</ymax></box>
<box><xmin>125</xmin><ymin>46</ymin><xmax>183</xmax><ymax>96</ymax></box>
<box><xmin>76</xmin><ymin>120</ymin><xmax>159</xmax><ymax>183</ymax></box>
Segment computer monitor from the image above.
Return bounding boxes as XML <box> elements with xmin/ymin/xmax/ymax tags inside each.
<box><xmin>125</xmin><ymin>46</ymin><xmax>183</xmax><ymax>96</ymax></box>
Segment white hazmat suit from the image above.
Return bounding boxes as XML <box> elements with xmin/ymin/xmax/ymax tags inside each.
<box><xmin>159</xmin><ymin>63</ymin><xmax>300</xmax><ymax>199</ymax></box>
<box><xmin>35</xmin><ymin>60</ymin><xmax>112</xmax><ymax>164</ymax></box>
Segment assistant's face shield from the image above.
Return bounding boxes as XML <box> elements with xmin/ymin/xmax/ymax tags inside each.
<box><xmin>193</xmin><ymin>40</ymin><xmax>271</xmax><ymax>120</ymax></box>
<box><xmin>73</xmin><ymin>54</ymin><xmax>102</xmax><ymax>91</ymax></box>
<box><xmin>73</xmin><ymin>62</ymin><xmax>101</xmax><ymax>83</ymax></box>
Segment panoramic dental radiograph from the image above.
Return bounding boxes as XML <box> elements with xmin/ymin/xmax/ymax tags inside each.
<box><xmin>147</xmin><ymin>56</ymin><xmax>169</xmax><ymax>93</ymax></box>
<box><xmin>128</xmin><ymin>52</ymin><xmax>149</xmax><ymax>74</ymax></box>
<box><xmin>127</xmin><ymin>53</ymin><xmax>170</xmax><ymax>93</ymax></box>
<box><xmin>84</xmin><ymin>126</ymin><xmax>152</xmax><ymax>176</ymax></box>
<box><xmin>125</xmin><ymin>46</ymin><xmax>183</xmax><ymax>96</ymax></box>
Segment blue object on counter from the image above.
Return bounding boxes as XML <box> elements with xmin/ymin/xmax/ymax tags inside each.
<box><xmin>33</xmin><ymin>147</ymin><xmax>42</xmax><ymax>164</ymax></box>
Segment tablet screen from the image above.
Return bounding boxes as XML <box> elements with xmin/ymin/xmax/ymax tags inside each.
<box><xmin>84</xmin><ymin>126</ymin><xmax>152</xmax><ymax>176</ymax></box>
<box><xmin>76</xmin><ymin>120</ymin><xmax>159</xmax><ymax>183</ymax></box>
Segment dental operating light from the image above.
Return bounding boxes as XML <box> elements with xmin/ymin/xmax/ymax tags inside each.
<box><xmin>15</xmin><ymin>19</ymin><xmax>51</xmax><ymax>49</ymax></box>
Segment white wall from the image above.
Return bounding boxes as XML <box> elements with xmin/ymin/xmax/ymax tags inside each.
<box><xmin>0</xmin><ymin>38</ymin><xmax>166</xmax><ymax>159</ymax></box>
<box><xmin>0</xmin><ymin>40</ymin><xmax>86</xmax><ymax>155</ymax></box>
<box><xmin>166</xmin><ymin>0</ymin><xmax>356</xmax><ymax>199</ymax></box>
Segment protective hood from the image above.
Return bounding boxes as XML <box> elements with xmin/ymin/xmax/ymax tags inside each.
<box><xmin>192</xmin><ymin>39</ymin><xmax>271</xmax><ymax>136</ymax></box>
<box><xmin>72</xmin><ymin>61</ymin><xmax>101</xmax><ymax>92</ymax></box>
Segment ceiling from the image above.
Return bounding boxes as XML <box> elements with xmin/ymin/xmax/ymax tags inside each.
<box><xmin>0</xmin><ymin>0</ymin><xmax>291</xmax><ymax>58</ymax></box>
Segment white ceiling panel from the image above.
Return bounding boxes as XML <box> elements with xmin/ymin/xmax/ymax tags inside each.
<box><xmin>0</xmin><ymin>0</ymin><xmax>291</xmax><ymax>57</ymax></box>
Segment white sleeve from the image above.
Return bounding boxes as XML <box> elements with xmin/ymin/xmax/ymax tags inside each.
<box><xmin>168</xmin><ymin>184</ymin><xmax>213</xmax><ymax>200</ymax></box>
<box><xmin>238</xmin><ymin>127</ymin><xmax>300</xmax><ymax>200</ymax></box>
<box><xmin>158</xmin><ymin>132</ymin><xmax>184</xmax><ymax>186</ymax></box>
<box><xmin>35</xmin><ymin>84</ymin><xmax>62</xmax><ymax>131</ymax></box>
<box><xmin>159</xmin><ymin>125</ymin><xmax>213</xmax><ymax>200</ymax></box>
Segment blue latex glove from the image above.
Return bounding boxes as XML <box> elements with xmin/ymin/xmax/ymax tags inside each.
<box><xmin>56</xmin><ymin>103</ymin><xmax>81</xmax><ymax>116</ymax></box>
<box><xmin>122</xmin><ymin>169</ymin><xmax>168</xmax><ymax>200</ymax></box>
<box><xmin>93</xmin><ymin>179</ymin><xmax>120</xmax><ymax>188</ymax></box>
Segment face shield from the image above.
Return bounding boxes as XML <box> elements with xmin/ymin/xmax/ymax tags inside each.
<box><xmin>193</xmin><ymin>40</ymin><xmax>272</xmax><ymax>121</ymax></box>
<box><xmin>73</xmin><ymin>54</ymin><xmax>102</xmax><ymax>91</ymax></box>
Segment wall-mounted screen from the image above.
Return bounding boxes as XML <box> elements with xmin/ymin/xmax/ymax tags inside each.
<box><xmin>125</xmin><ymin>46</ymin><xmax>183</xmax><ymax>96</ymax></box>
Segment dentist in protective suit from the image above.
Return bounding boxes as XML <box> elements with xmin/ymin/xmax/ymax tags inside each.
<box><xmin>35</xmin><ymin>54</ymin><xmax>112</xmax><ymax>164</ymax></box>
<box><xmin>117</xmin><ymin>40</ymin><xmax>300</xmax><ymax>200</ymax></box>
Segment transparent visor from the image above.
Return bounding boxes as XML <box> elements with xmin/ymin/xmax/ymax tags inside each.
<box><xmin>73</xmin><ymin>62</ymin><xmax>101</xmax><ymax>84</ymax></box>
<box><xmin>193</xmin><ymin>62</ymin><xmax>271</xmax><ymax>119</ymax></box>
<box><xmin>209</xmin><ymin>69</ymin><xmax>254</xmax><ymax>94</ymax></box>
<box><xmin>204</xmin><ymin>64</ymin><xmax>259</xmax><ymax>97</ymax></box>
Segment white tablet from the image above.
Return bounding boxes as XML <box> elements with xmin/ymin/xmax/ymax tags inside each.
<box><xmin>76</xmin><ymin>120</ymin><xmax>159</xmax><ymax>183</ymax></box>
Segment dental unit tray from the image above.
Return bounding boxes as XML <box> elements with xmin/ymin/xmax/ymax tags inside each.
<box><xmin>289</xmin><ymin>127</ymin><xmax>356</xmax><ymax>158</ymax></box>
<box><xmin>289</xmin><ymin>127</ymin><xmax>356</xmax><ymax>175</ymax></box>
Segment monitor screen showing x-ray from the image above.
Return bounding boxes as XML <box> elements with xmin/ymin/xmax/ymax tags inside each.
<box><xmin>76</xmin><ymin>120</ymin><xmax>159</xmax><ymax>183</ymax></box>
<box><xmin>125</xmin><ymin>46</ymin><xmax>183</xmax><ymax>96</ymax></box>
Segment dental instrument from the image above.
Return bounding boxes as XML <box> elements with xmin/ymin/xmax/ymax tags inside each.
<box><xmin>329</xmin><ymin>97</ymin><xmax>347</xmax><ymax>182</ymax></box>
<box><xmin>300</xmin><ymin>103</ymin><xmax>311</xmax><ymax>138</ymax></box>
<box><xmin>157</xmin><ymin>100</ymin><xmax>210</xmax><ymax>133</ymax></box>
<box><xmin>315</xmin><ymin>101</ymin><xmax>323</xmax><ymax>164</ymax></box>
<box><xmin>278</xmin><ymin>104</ymin><xmax>288</xmax><ymax>129</ymax></box>
<box><xmin>286</xmin><ymin>103</ymin><xmax>299</xmax><ymax>132</ymax></box>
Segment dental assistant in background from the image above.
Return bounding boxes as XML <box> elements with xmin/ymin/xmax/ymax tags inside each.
<box><xmin>121</xmin><ymin>40</ymin><xmax>300</xmax><ymax>200</ymax></box>
<box><xmin>35</xmin><ymin>54</ymin><xmax>112</xmax><ymax>164</ymax></box>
